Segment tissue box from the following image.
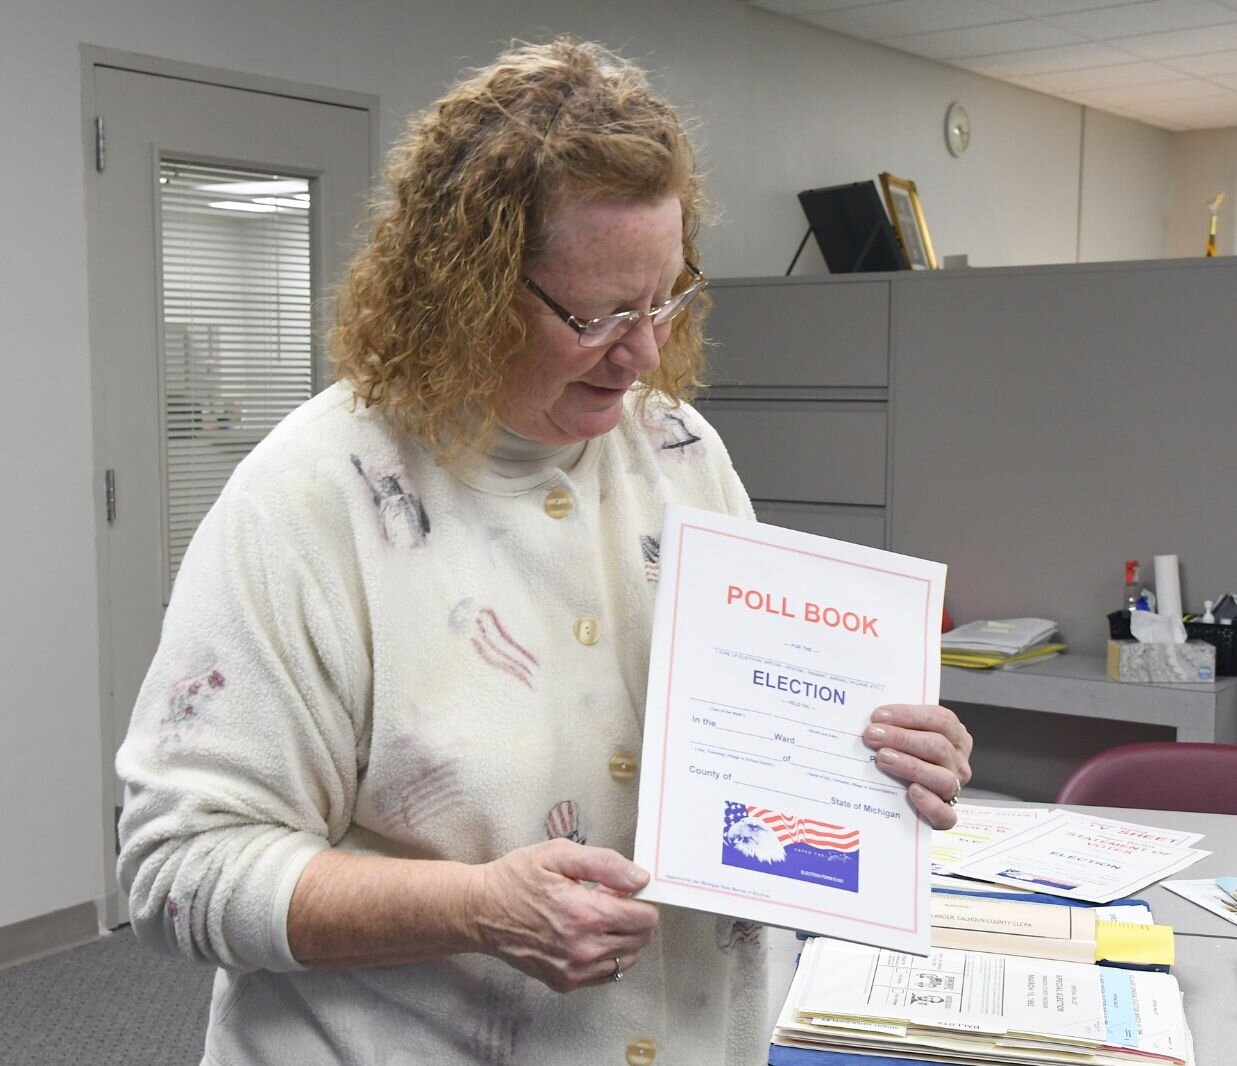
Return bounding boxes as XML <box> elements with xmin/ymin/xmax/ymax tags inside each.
<box><xmin>1106</xmin><ymin>639</ymin><xmax>1215</xmax><ymax>683</ymax></box>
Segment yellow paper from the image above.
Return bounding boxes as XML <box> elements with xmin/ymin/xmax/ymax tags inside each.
<box><xmin>1095</xmin><ymin>920</ymin><xmax>1175</xmax><ymax>966</ymax></box>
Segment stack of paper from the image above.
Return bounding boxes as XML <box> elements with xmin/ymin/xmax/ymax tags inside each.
<box><xmin>930</xmin><ymin>892</ymin><xmax>1096</xmax><ymax>962</ymax></box>
<box><xmin>772</xmin><ymin>806</ymin><xmax>1205</xmax><ymax>1063</ymax></box>
<box><xmin>941</xmin><ymin>618</ymin><xmax>1065</xmax><ymax>669</ymax></box>
<box><xmin>773</xmin><ymin>936</ymin><xmax>1193</xmax><ymax>1065</ymax></box>
<box><xmin>929</xmin><ymin>892</ymin><xmax>1174</xmax><ymax>970</ymax></box>
<box><xmin>931</xmin><ymin>803</ymin><xmax>1050</xmax><ymax>878</ymax></box>
<box><xmin>942</xmin><ymin>809</ymin><xmax>1209</xmax><ymax>904</ymax></box>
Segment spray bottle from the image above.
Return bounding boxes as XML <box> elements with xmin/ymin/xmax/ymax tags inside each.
<box><xmin>1124</xmin><ymin>560</ymin><xmax>1141</xmax><ymax>615</ymax></box>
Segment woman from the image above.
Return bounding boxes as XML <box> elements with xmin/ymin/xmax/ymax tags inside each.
<box><xmin>117</xmin><ymin>37</ymin><xmax>972</xmax><ymax>1066</ymax></box>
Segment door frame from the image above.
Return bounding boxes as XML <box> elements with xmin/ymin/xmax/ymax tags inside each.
<box><xmin>81</xmin><ymin>46</ymin><xmax>379</xmax><ymax>927</ymax></box>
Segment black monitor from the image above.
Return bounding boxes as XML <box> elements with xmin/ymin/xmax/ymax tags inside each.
<box><xmin>797</xmin><ymin>182</ymin><xmax>908</xmax><ymax>273</ymax></box>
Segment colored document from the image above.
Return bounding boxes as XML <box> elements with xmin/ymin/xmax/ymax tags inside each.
<box><xmin>931</xmin><ymin>802</ymin><xmax>1049</xmax><ymax>875</ymax></box>
<box><xmin>633</xmin><ymin>505</ymin><xmax>947</xmax><ymax>953</ymax></box>
<box><xmin>1098</xmin><ymin>968</ymin><xmax>1190</xmax><ymax>1061</ymax></box>
<box><xmin>951</xmin><ymin>810</ymin><xmax>1209</xmax><ymax>903</ymax></box>
<box><xmin>1094</xmin><ymin>920</ymin><xmax>1175</xmax><ymax>969</ymax></box>
<box><xmin>1058</xmin><ymin>811</ymin><xmax>1203</xmax><ymax>849</ymax></box>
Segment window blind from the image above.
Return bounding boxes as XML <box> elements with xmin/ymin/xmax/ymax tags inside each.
<box><xmin>159</xmin><ymin>161</ymin><xmax>313</xmax><ymax>589</ymax></box>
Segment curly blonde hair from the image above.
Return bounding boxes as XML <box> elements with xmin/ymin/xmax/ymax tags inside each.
<box><xmin>330</xmin><ymin>37</ymin><xmax>711</xmax><ymax>458</ymax></box>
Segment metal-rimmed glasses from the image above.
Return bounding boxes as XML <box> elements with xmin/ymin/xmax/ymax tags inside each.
<box><xmin>521</xmin><ymin>262</ymin><xmax>707</xmax><ymax>348</ymax></box>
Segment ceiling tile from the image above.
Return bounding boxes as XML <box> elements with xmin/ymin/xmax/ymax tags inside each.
<box><xmin>749</xmin><ymin>0</ymin><xmax>874</xmax><ymax>14</ymax></box>
<box><xmin>886</xmin><ymin>19</ymin><xmax>1085</xmax><ymax>60</ymax></box>
<box><xmin>991</xmin><ymin>0</ymin><xmax>1149</xmax><ymax>14</ymax></box>
<box><xmin>1137</xmin><ymin>116</ymin><xmax>1193</xmax><ymax>129</ymax></box>
<box><xmin>1127</xmin><ymin>93</ymin><xmax>1237</xmax><ymax>124</ymax></box>
<box><xmin>1060</xmin><ymin>97</ymin><xmax>1165</xmax><ymax>124</ymax></box>
<box><xmin>1109</xmin><ymin>21</ymin><xmax>1237</xmax><ymax>56</ymax></box>
<box><xmin>802</xmin><ymin>0</ymin><xmax>1018</xmax><ymax>39</ymax></box>
<box><xmin>1042</xmin><ymin>0</ymin><xmax>1237</xmax><ymax>40</ymax></box>
<box><xmin>1074</xmin><ymin>78</ymin><xmax>1227</xmax><ymax>103</ymax></box>
<box><xmin>1017</xmin><ymin>60</ymin><xmax>1190</xmax><ymax>89</ymax></box>
<box><xmin>1069</xmin><ymin>95</ymin><xmax>1190</xmax><ymax>129</ymax></box>
<box><xmin>1160</xmin><ymin>46</ymin><xmax>1237</xmax><ymax>70</ymax></box>
<box><xmin>953</xmin><ymin>41</ymin><xmax>1136</xmax><ymax>76</ymax></box>
<box><xmin>744</xmin><ymin>0</ymin><xmax>1237</xmax><ymax>129</ymax></box>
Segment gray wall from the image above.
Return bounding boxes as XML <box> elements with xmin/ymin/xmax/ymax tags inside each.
<box><xmin>889</xmin><ymin>257</ymin><xmax>1237</xmax><ymax>654</ymax></box>
<box><xmin>0</xmin><ymin>0</ymin><xmax>1229</xmax><ymax>931</ymax></box>
<box><xmin>1079</xmin><ymin>109</ymin><xmax>1174</xmax><ymax>263</ymax></box>
<box><xmin>1168</xmin><ymin>126</ymin><xmax>1237</xmax><ymax>257</ymax></box>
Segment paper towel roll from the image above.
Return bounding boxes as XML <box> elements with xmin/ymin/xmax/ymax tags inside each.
<box><xmin>1154</xmin><ymin>554</ymin><xmax>1183</xmax><ymax>620</ymax></box>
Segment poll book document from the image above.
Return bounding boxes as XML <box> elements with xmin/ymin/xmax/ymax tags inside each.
<box><xmin>633</xmin><ymin>505</ymin><xmax>947</xmax><ymax>953</ymax></box>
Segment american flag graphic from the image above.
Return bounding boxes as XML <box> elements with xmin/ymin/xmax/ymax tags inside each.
<box><xmin>469</xmin><ymin>607</ymin><xmax>539</xmax><ymax>690</ymax></box>
<box><xmin>723</xmin><ymin>801</ymin><xmax>859</xmax><ymax>851</ymax></box>
<box><xmin>544</xmin><ymin>800</ymin><xmax>585</xmax><ymax>844</ymax></box>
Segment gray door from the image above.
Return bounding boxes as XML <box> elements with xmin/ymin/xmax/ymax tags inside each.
<box><xmin>88</xmin><ymin>60</ymin><xmax>374</xmax><ymax>924</ymax></box>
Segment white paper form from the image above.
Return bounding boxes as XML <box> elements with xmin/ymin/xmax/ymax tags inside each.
<box><xmin>795</xmin><ymin>938</ymin><xmax>1107</xmax><ymax>1047</ymax></box>
<box><xmin>633</xmin><ymin>506</ymin><xmax>947</xmax><ymax>953</ymax></box>
<box><xmin>932</xmin><ymin>802</ymin><xmax>1049</xmax><ymax>876</ymax></box>
<box><xmin>1048</xmin><ymin>811</ymin><xmax>1203</xmax><ymax>848</ymax></box>
<box><xmin>952</xmin><ymin>811</ymin><xmax>1210</xmax><ymax>903</ymax></box>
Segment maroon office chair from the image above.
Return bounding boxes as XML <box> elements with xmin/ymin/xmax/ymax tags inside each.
<box><xmin>1054</xmin><ymin>741</ymin><xmax>1237</xmax><ymax>814</ymax></box>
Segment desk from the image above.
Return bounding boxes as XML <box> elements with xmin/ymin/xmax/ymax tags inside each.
<box><xmin>1174</xmin><ymin>934</ymin><xmax>1236</xmax><ymax>1066</ymax></box>
<box><xmin>941</xmin><ymin>655</ymin><xmax>1237</xmax><ymax>744</ymax></box>
<box><xmin>766</xmin><ymin>803</ymin><xmax>1237</xmax><ymax>1064</ymax></box>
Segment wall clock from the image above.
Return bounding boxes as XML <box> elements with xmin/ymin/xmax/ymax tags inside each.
<box><xmin>945</xmin><ymin>102</ymin><xmax>970</xmax><ymax>157</ymax></box>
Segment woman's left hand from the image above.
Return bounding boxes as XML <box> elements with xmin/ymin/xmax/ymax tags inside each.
<box><xmin>862</xmin><ymin>704</ymin><xmax>973</xmax><ymax>830</ymax></box>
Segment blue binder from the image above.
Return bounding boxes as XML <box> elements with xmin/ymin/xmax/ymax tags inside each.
<box><xmin>929</xmin><ymin>886</ymin><xmax>1152</xmax><ymax>910</ymax></box>
<box><xmin>770</xmin><ymin>1049</ymin><xmax>951</xmax><ymax>1065</ymax></box>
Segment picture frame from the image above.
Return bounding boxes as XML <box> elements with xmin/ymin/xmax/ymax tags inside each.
<box><xmin>879</xmin><ymin>172</ymin><xmax>937</xmax><ymax>270</ymax></box>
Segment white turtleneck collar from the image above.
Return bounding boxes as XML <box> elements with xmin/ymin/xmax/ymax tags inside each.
<box><xmin>487</xmin><ymin>422</ymin><xmax>587</xmax><ymax>479</ymax></box>
<box><xmin>448</xmin><ymin>420</ymin><xmax>602</xmax><ymax>497</ymax></box>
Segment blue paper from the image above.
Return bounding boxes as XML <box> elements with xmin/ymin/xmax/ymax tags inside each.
<box><xmin>1100</xmin><ymin>969</ymin><xmax>1138</xmax><ymax>1046</ymax></box>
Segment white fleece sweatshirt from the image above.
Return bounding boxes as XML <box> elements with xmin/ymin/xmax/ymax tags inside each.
<box><xmin>116</xmin><ymin>382</ymin><xmax>766</xmax><ymax>1066</ymax></box>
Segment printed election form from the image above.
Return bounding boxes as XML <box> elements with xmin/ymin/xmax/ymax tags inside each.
<box><xmin>951</xmin><ymin>810</ymin><xmax>1209</xmax><ymax>903</ymax></box>
<box><xmin>633</xmin><ymin>506</ymin><xmax>947</xmax><ymax>953</ymax></box>
<box><xmin>932</xmin><ymin>802</ymin><xmax>1049</xmax><ymax>876</ymax></box>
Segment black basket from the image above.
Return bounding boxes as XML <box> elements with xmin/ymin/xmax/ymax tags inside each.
<box><xmin>1107</xmin><ymin>610</ymin><xmax>1237</xmax><ymax>676</ymax></box>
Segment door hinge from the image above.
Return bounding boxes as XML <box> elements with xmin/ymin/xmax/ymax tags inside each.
<box><xmin>94</xmin><ymin>115</ymin><xmax>105</xmax><ymax>173</ymax></box>
<box><xmin>105</xmin><ymin>468</ymin><xmax>116</xmax><ymax>523</ymax></box>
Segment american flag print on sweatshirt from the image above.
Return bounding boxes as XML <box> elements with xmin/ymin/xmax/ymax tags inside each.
<box><xmin>449</xmin><ymin>599</ymin><xmax>540</xmax><ymax>690</ymax></box>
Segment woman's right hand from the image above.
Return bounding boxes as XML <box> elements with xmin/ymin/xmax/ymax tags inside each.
<box><xmin>468</xmin><ymin>839</ymin><xmax>659</xmax><ymax>992</ymax></box>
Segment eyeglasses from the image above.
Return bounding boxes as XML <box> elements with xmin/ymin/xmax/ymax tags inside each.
<box><xmin>522</xmin><ymin>262</ymin><xmax>707</xmax><ymax>349</ymax></box>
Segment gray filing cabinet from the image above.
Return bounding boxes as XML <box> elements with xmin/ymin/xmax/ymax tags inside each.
<box><xmin>700</xmin><ymin>275</ymin><xmax>892</xmax><ymax>548</ymax></box>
